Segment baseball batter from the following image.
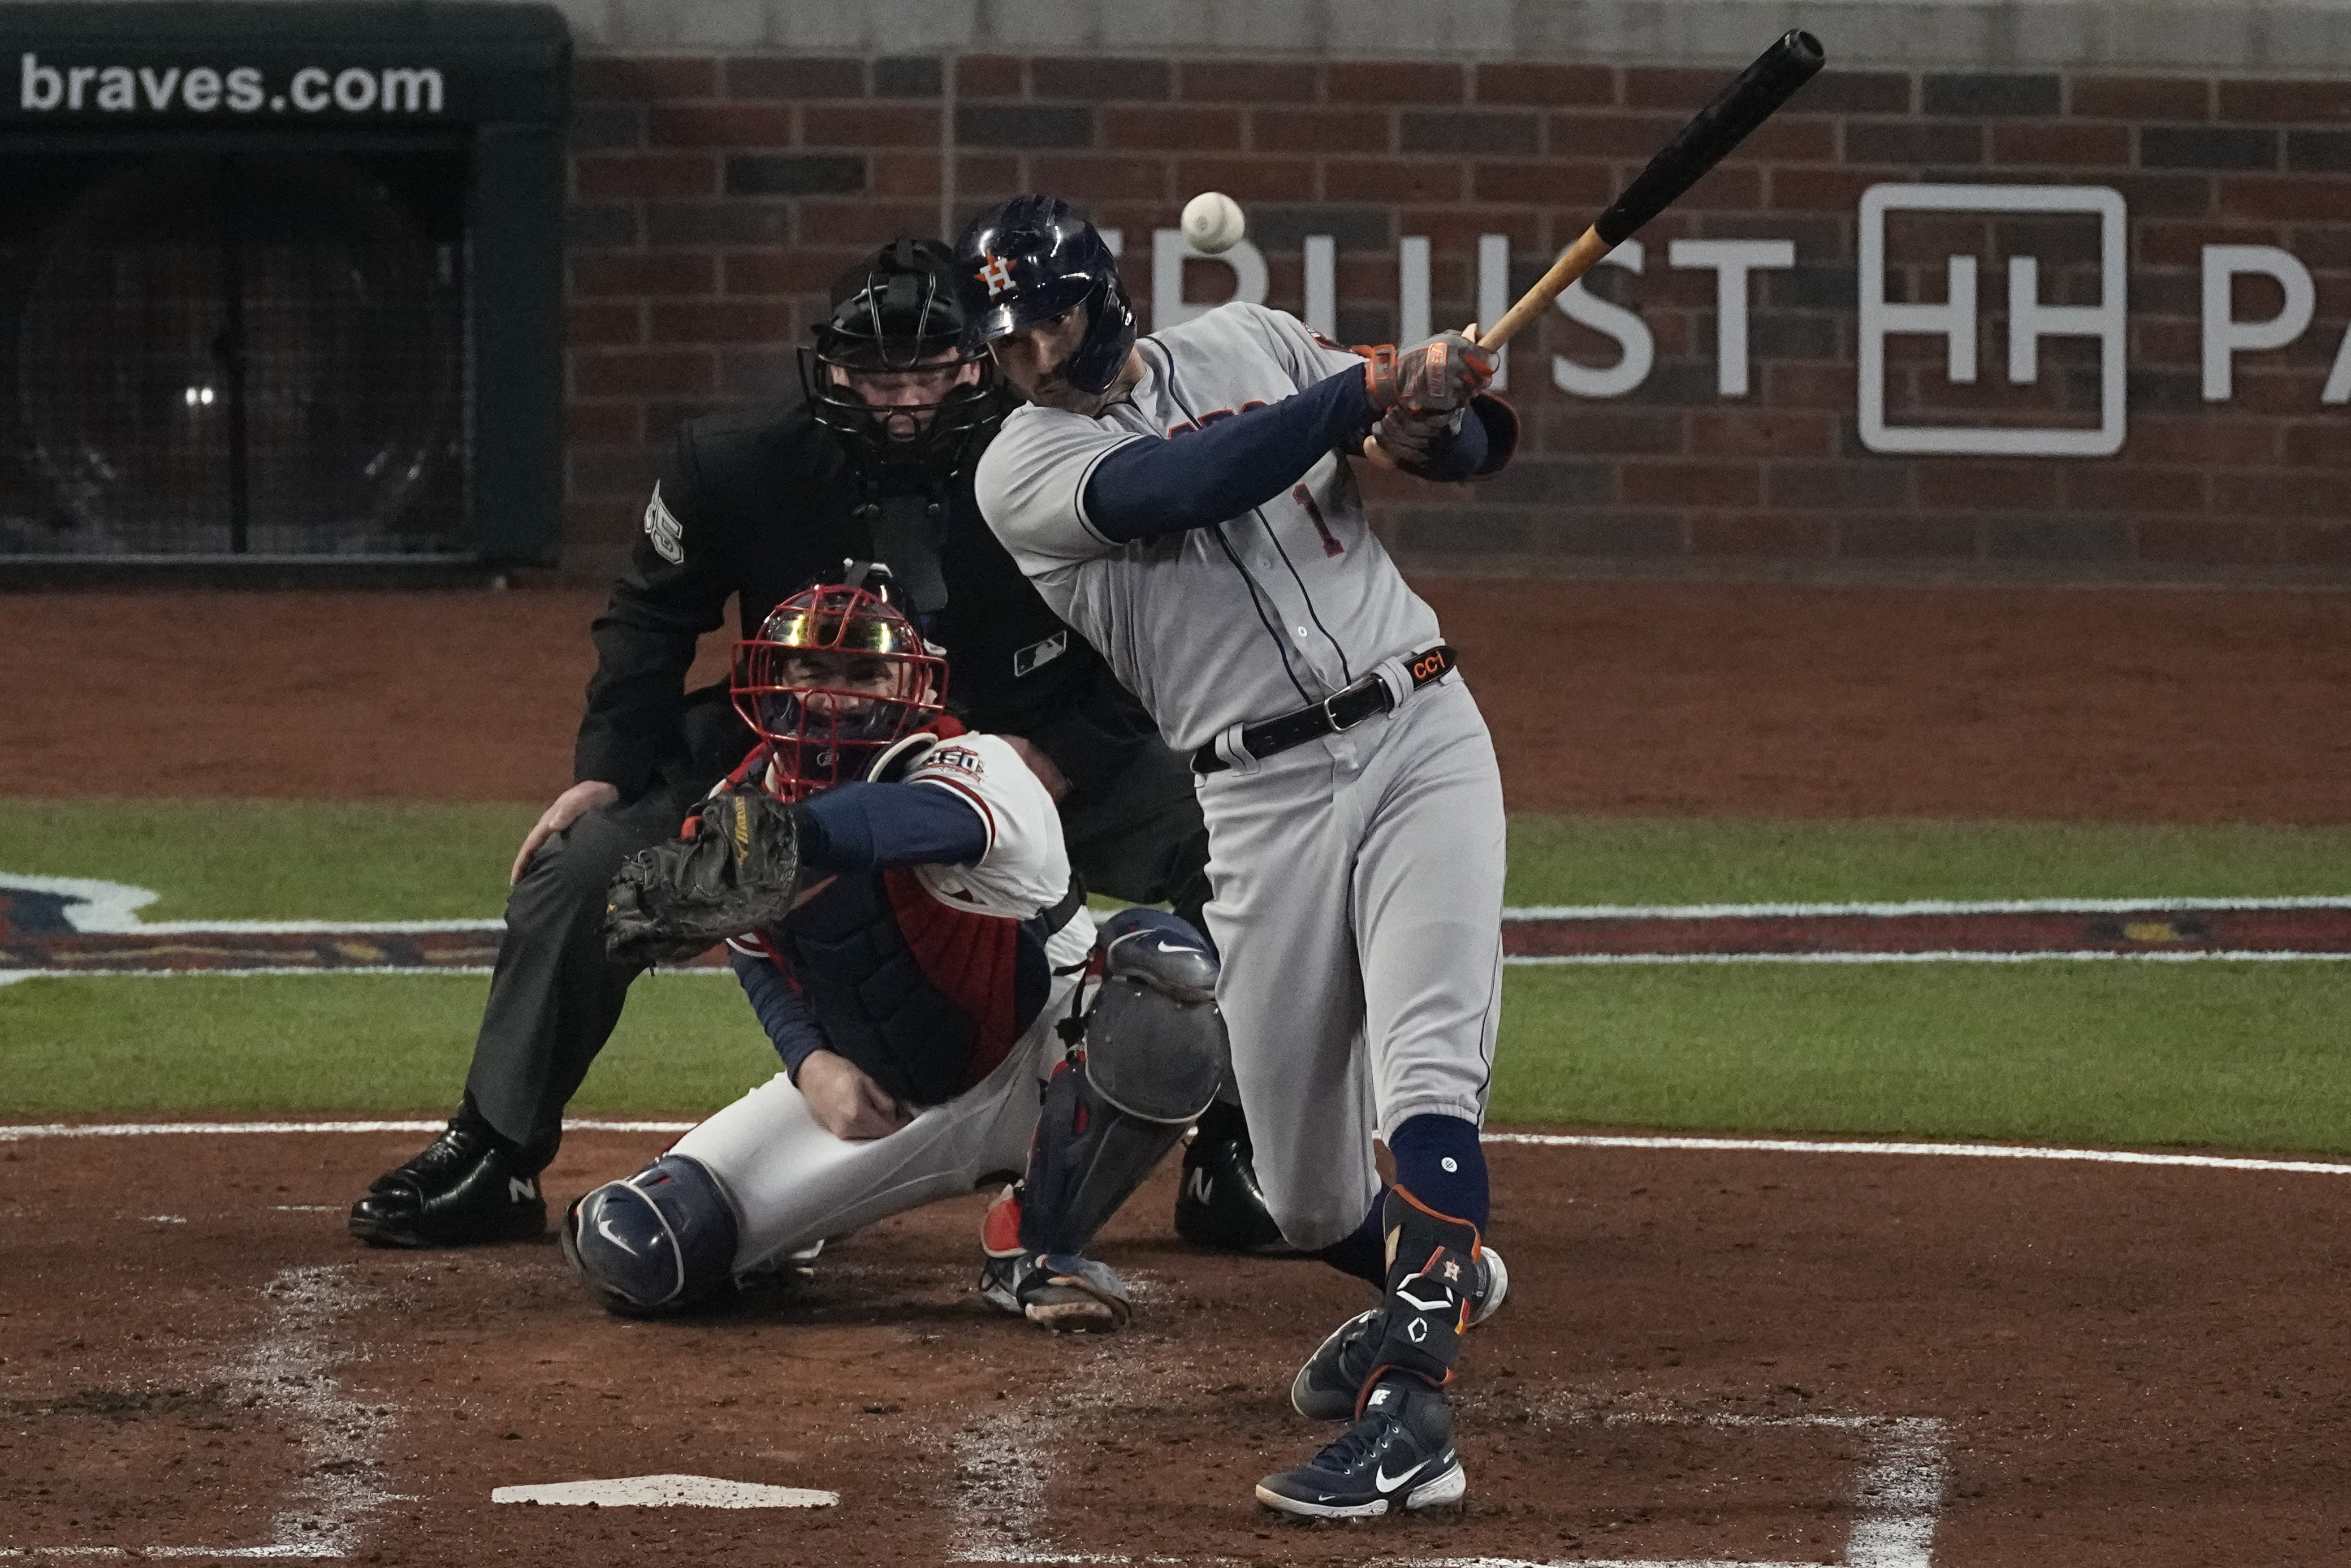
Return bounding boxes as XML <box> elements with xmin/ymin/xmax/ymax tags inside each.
<box><xmin>958</xmin><ymin>194</ymin><xmax>1517</xmax><ymax>1518</ymax></box>
<box><xmin>562</xmin><ymin>577</ymin><xmax>1229</xmax><ymax>1332</ymax></box>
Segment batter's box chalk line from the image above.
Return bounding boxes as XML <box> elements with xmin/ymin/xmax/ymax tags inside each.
<box><xmin>491</xmin><ymin>1475</ymin><xmax>837</xmax><ymax>1509</ymax></box>
<box><xmin>0</xmin><ymin>1263</ymin><xmax>401</xmax><ymax>1562</ymax></box>
<box><xmin>949</xmin><ymin>1403</ymin><xmax>1946</xmax><ymax>1568</ymax></box>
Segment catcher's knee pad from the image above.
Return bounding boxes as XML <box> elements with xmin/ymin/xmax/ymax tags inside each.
<box><xmin>1019</xmin><ymin>910</ymin><xmax>1225</xmax><ymax>1256</ymax></box>
<box><xmin>561</xmin><ymin>1154</ymin><xmax>739</xmax><ymax>1316</ymax></box>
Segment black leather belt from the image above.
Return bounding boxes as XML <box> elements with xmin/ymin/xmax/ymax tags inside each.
<box><xmin>1191</xmin><ymin>645</ymin><xmax>1456</xmax><ymax>774</ymax></box>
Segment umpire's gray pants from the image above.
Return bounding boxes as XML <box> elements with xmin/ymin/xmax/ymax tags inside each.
<box><xmin>1196</xmin><ymin>673</ymin><xmax>1506</xmax><ymax>1252</ymax></box>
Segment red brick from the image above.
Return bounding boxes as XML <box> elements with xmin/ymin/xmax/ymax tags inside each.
<box><xmin>1328</xmin><ymin>62</ymin><xmax>1464</xmax><ymax>105</ymax></box>
<box><xmin>1916</xmin><ymin>462</ymin><xmax>2059</xmax><ymax>509</ymax></box>
<box><xmin>1471</xmin><ymin>160</ymin><xmax>1613</xmax><ymax>206</ymax></box>
<box><xmin>568</xmin><ymin>303</ymin><xmax>643</xmax><ymax>347</ymax></box>
<box><xmin>1764</xmin><ymin>362</ymin><xmax>1855</xmax><ymax>408</ymax></box>
<box><xmin>2218</xmin><ymin>79</ymin><xmax>2351</xmax><ymax>123</ymax></box>
<box><xmin>1690</xmin><ymin>513</ymin><xmax>1834</xmax><ymax>556</ymax></box>
<box><xmin>2284</xmin><ymin>422</ymin><xmax>2351</xmax><ymax>465</ymax></box>
<box><xmin>724</xmin><ymin>57</ymin><xmax>863</xmax><ymax>100</ymax></box>
<box><xmin>1624</xmin><ymin>67</ymin><xmax>1736</xmax><ymax>111</ymax></box>
<box><xmin>2137</xmin><ymin>219</ymin><xmax>2278</xmax><ymax>267</ymax></box>
<box><xmin>1766</xmin><ymin>166</ymin><xmax>1890</xmax><ymax>211</ymax></box>
<box><xmin>871</xmin><ymin>152</ymin><xmax>944</xmax><ymax>198</ymax></box>
<box><xmin>1548</xmin><ymin>110</ymin><xmax>1689</xmax><ymax>159</ymax></box>
<box><xmin>568</xmin><ymin>401</ymin><xmax>645</xmax><ymax>446</ymax></box>
<box><xmin>572</xmin><ymin>251</ymin><xmax>718</xmax><ymax>297</ymax></box>
<box><xmin>1474</xmin><ymin>62</ymin><xmax>1614</xmax><ymax>108</ymax></box>
<box><xmin>1689</xmin><ymin>410</ymin><xmax>1835</xmax><ymax>458</ymax></box>
<box><xmin>576</xmin><ymin>57</ymin><xmax>719</xmax><ymax>102</ymax></box>
<box><xmin>651</xmin><ymin>300</ymin><xmax>800</xmax><ymax>344</ymax></box>
<box><xmin>1621</xmin><ymin>461</ymin><xmax>1762</xmax><ymax>507</ymax></box>
<box><xmin>2104</xmin><ymin>172</ymin><xmax>2214</xmax><ymax>219</ymax></box>
<box><xmin>2137</xmin><ymin>519</ymin><xmax>2283</xmax><ymax>563</ymax></box>
<box><xmin>1736</xmin><ymin>115</ymin><xmax>1837</xmax><ymax>162</ymax></box>
<box><xmin>1991</xmin><ymin>123</ymin><xmax>2130</xmax><ymax>166</ymax></box>
<box><xmin>1171</xmin><ymin>156</ymin><xmax>1314</xmax><ymax>200</ymax></box>
<box><xmin>1032</xmin><ymin>57</ymin><xmax>1170</xmax><ymax>102</ymax></box>
<box><xmin>953</xmin><ymin>153</ymin><xmax>1022</xmax><ymax>192</ymax></box>
<box><xmin>1027</xmin><ymin>154</ymin><xmax>1171</xmax><ymax>201</ymax></box>
<box><xmin>1249</xmin><ymin>106</ymin><xmax>1390</xmax><ymax>154</ymax></box>
<box><xmin>2231</xmin><ymin>366</ymin><xmax>2332</xmax><ymax>412</ymax></box>
<box><xmin>2132</xmin><ymin>318</ymin><xmax>2205</xmax><ymax>368</ymax></box>
<box><xmin>1105</xmin><ymin>105</ymin><xmax>1243</xmax><ymax>151</ymax></box>
<box><xmin>1539</xmin><ymin>407</ymin><xmax>1687</xmax><ymax>454</ymax></box>
<box><xmin>647</xmin><ymin>103</ymin><xmax>796</xmax><ymax>148</ymax></box>
<box><xmin>1325</xmin><ymin>158</ymin><xmax>1466</xmax><ymax>203</ymax></box>
<box><xmin>2219</xmin><ymin>175</ymin><xmax>2345</xmax><ymax>221</ymax></box>
<box><xmin>576</xmin><ymin>153</ymin><xmax>718</xmax><ymax>201</ymax></box>
<box><xmin>1676</xmin><ymin>164</ymin><xmax>1764</xmax><ymax>211</ymax></box>
<box><xmin>574</xmin><ymin>348</ymin><xmax>715</xmax><ymax>398</ymax></box>
<box><xmin>565</xmin><ymin>499</ymin><xmax>640</xmax><ymax>546</ymax></box>
<box><xmin>724</xmin><ymin>250</ymin><xmax>854</xmax><ymax>296</ymax></box>
<box><xmin>2060</xmin><ymin>466</ymin><xmax>2206</xmax><ymax>513</ymax></box>
<box><xmin>1175</xmin><ymin>60</ymin><xmax>1319</xmax><ymax>104</ymax></box>
<box><xmin>2283</xmin><ymin>522</ymin><xmax>2351</xmax><ymax>565</ymax></box>
<box><xmin>2131</xmin><ymin>414</ymin><xmax>2281</xmax><ymax>465</ymax></box>
<box><xmin>2069</xmin><ymin>74</ymin><xmax>2207</xmax><ymax>120</ymax></box>
<box><xmin>803</xmin><ymin>105</ymin><xmax>940</xmax><ymax>146</ymax></box>
<box><xmin>956</xmin><ymin>55</ymin><xmax>1023</xmax><ymax>99</ymax></box>
<box><xmin>790</xmin><ymin>200</ymin><xmax>940</xmax><ymax>248</ymax></box>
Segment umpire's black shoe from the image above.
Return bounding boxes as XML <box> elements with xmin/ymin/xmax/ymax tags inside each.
<box><xmin>1290</xmin><ymin>1246</ymin><xmax>1509</xmax><ymax>1420</ymax></box>
<box><xmin>1256</xmin><ymin>1375</ymin><xmax>1466</xmax><ymax>1520</ymax></box>
<box><xmin>348</xmin><ymin>1107</ymin><xmax>551</xmax><ymax>1248</ymax></box>
<box><xmin>1174</xmin><ymin>1102</ymin><xmax>1297</xmax><ymax>1255</ymax></box>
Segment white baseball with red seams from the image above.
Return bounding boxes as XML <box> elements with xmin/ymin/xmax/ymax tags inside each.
<box><xmin>976</xmin><ymin>301</ymin><xmax>1505</xmax><ymax>1251</ymax></box>
<box><xmin>1181</xmin><ymin>191</ymin><xmax>1246</xmax><ymax>255</ymax></box>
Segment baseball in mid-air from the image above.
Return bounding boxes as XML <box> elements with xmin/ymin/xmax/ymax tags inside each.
<box><xmin>1181</xmin><ymin>190</ymin><xmax>1246</xmax><ymax>255</ymax></box>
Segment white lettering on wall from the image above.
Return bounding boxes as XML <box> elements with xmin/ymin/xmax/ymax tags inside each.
<box><xmin>1303</xmin><ymin>235</ymin><xmax>1336</xmax><ymax>339</ymax></box>
<box><xmin>18</xmin><ymin>52</ymin><xmax>442</xmax><ymax>115</ymax></box>
<box><xmin>1477</xmin><ymin>234</ymin><xmax>1511</xmax><ymax>390</ymax></box>
<box><xmin>1859</xmin><ymin>183</ymin><xmax>2126</xmax><ymax>456</ymax></box>
<box><xmin>2201</xmin><ymin>244</ymin><xmax>2314</xmax><ymax>401</ymax></box>
<box><xmin>1552</xmin><ymin>240</ymin><xmax>1653</xmax><ymax>400</ymax></box>
<box><xmin>1668</xmin><ymin>237</ymin><xmax>1796</xmax><ymax>397</ymax></box>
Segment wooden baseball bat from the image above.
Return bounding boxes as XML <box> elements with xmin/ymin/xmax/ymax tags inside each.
<box><xmin>1480</xmin><ymin>30</ymin><xmax>1826</xmax><ymax>352</ymax></box>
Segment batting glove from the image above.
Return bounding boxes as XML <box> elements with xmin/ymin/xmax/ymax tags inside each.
<box><xmin>1360</xmin><ymin>330</ymin><xmax>1497</xmax><ymax>415</ymax></box>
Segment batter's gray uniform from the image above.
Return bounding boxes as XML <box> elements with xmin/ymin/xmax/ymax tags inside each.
<box><xmin>977</xmin><ymin>301</ymin><xmax>1506</xmax><ymax>1251</ymax></box>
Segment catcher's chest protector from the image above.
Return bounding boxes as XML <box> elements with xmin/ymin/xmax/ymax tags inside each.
<box><xmin>774</xmin><ymin>866</ymin><xmax>1051</xmax><ymax>1106</ymax></box>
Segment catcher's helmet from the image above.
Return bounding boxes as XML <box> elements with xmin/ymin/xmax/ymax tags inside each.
<box><xmin>954</xmin><ymin>194</ymin><xmax>1137</xmax><ymax>398</ymax></box>
<box><xmin>731</xmin><ymin>571</ymin><xmax>948</xmax><ymax>802</ymax></box>
<box><xmin>799</xmin><ymin>237</ymin><xmax>1004</xmax><ymax>476</ymax></box>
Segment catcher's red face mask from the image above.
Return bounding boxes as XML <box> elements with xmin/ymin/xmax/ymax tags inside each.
<box><xmin>730</xmin><ymin>584</ymin><xmax>948</xmax><ymax>802</ymax></box>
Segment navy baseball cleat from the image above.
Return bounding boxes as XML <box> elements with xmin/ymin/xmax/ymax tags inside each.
<box><xmin>1173</xmin><ymin>1102</ymin><xmax>1299</xmax><ymax>1255</ymax></box>
<box><xmin>1256</xmin><ymin>1375</ymin><xmax>1466</xmax><ymax>1520</ymax></box>
<box><xmin>348</xmin><ymin>1105</ymin><xmax>551</xmax><ymax>1249</ymax></box>
<box><xmin>1290</xmin><ymin>1246</ymin><xmax>1508</xmax><ymax>1420</ymax></box>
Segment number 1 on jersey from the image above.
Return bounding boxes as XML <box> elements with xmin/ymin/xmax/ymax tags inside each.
<box><xmin>1292</xmin><ymin>484</ymin><xmax>1344</xmax><ymax>558</ymax></box>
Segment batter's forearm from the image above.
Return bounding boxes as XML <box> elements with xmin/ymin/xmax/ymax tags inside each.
<box><xmin>1081</xmin><ymin>366</ymin><xmax>1377</xmax><ymax>541</ymax></box>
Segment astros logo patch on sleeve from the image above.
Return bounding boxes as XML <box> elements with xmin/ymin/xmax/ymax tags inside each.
<box><xmin>642</xmin><ymin>482</ymin><xmax>685</xmax><ymax>565</ymax></box>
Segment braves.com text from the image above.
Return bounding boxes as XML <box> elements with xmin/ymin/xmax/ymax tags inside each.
<box><xmin>18</xmin><ymin>52</ymin><xmax>444</xmax><ymax>115</ymax></box>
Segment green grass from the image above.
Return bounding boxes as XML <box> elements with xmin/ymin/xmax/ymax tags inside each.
<box><xmin>6</xmin><ymin>801</ymin><xmax>2350</xmax><ymax>1152</ymax></box>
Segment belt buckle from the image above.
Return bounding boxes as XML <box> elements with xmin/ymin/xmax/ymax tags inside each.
<box><xmin>1324</xmin><ymin>677</ymin><xmax>1377</xmax><ymax>733</ymax></box>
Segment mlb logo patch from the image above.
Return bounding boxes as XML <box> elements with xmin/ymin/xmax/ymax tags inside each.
<box><xmin>1013</xmin><ymin>631</ymin><xmax>1068</xmax><ymax>679</ymax></box>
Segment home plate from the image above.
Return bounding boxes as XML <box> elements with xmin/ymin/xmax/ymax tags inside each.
<box><xmin>492</xmin><ymin>1474</ymin><xmax>839</xmax><ymax>1509</ymax></box>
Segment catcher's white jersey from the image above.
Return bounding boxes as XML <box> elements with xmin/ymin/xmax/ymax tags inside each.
<box><xmin>977</xmin><ymin>301</ymin><xmax>1443</xmax><ymax>755</ymax></box>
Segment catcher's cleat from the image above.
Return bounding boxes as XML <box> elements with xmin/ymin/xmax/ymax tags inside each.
<box><xmin>1290</xmin><ymin>1246</ymin><xmax>1508</xmax><ymax>1420</ymax></box>
<box><xmin>977</xmin><ymin>1186</ymin><xmax>1131</xmax><ymax>1331</ymax></box>
<box><xmin>1173</xmin><ymin>1102</ymin><xmax>1298</xmax><ymax>1255</ymax></box>
<box><xmin>1256</xmin><ymin>1375</ymin><xmax>1466</xmax><ymax>1521</ymax></box>
<box><xmin>348</xmin><ymin>1108</ymin><xmax>551</xmax><ymax>1249</ymax></box>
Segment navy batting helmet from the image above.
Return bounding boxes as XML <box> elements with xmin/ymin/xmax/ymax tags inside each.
<box><xmin>954</xmin><ymin>195</ymin><xmax>1137</xmax><ymax>398</ymax></box>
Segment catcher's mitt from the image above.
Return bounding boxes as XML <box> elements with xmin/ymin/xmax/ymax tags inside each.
<box><xmin>604</xmin><ymin>785</ymin><xmax>805</xmax><ymax>967</ymax></box>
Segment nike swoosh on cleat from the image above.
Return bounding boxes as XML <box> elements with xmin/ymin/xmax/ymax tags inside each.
<box><xmin>1374</xmin><ymin>1461</ymin><xmax>1422</xmax><ymax>1494</ymax></box>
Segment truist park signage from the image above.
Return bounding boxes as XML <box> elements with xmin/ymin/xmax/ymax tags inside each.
<box><xmin>1133</xmin><ymin>182</ymin><xmax>2346</xmax><ymax>458</ymax></box>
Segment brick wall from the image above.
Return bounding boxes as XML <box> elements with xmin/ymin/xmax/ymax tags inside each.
<box><xmin>561</xmin><ymin>53</ymin><xmax>2351</xmax><ymax>580</ymax></box>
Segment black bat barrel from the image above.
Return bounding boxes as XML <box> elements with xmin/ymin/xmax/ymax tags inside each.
<box><xmin>1595</xmin><ymin>29</ymin><xmax>1827</xmax><ymax>247</ymax></box>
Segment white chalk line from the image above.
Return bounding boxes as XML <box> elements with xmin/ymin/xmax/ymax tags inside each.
<box><xmin>0</xmin><ymin>1263</ymin><xmax>395</xmax><ymax>1561</ymax></box>
<box><xmin>5</xmin><ymin>1119</ymin><xmax>2346</xmax><ymax>1180</ymax></box>
<box><xmin>1506</xmin><ymin>948</ymin><xmax>2351</xmax><ymax>966</ymax></box>
<box><xmin>1506</xmin><ymin>894</ymin><xmax>2351</xmax><ymax>920</ymax></box>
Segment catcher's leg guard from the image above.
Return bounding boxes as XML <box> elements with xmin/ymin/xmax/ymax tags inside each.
<box><xmin>560</xmin><ymin>1154</ymin><xmax>740</xmax><ymax>1316</ymax></box>
<box><xmin>1017</xmin><ymin>909</ymin><xmax>1225</xmax><ymax>1257</ymax></box>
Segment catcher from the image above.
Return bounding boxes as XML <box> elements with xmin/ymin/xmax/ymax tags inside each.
<box><xmin>567</xmin><ymin>574</ymin><xmax>1225</xmax><ymax>1329</ymax></box>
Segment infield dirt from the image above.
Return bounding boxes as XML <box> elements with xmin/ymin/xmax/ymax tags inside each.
<box><xmin>3</xmin><ymin>576</ymin><xmax>2348</xmax><ymax>1564</ymax></box>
